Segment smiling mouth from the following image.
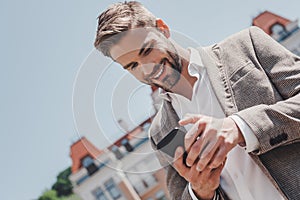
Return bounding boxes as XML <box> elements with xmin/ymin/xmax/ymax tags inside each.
<box><xmin>150</xmin><ymin>59</ymin><xmax>167</xmax><ymax>81</ymax></box>
<box><xmin>153</xmin><ymin>64</ymin><xmax>164</xmax><ymax>79</ymax></box>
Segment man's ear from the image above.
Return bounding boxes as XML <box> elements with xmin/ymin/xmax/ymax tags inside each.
<box><xmin>156</xmin><ymin>18</ymin><xmax>170</xmax><ymax>38</ymax></box>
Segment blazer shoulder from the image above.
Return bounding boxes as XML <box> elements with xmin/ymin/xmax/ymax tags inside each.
<box><xmin>224</xmin><ymin>26</ymin><xmax>273</xmax><ymax>46</ymax></box>
<box><xmin>225</xmin><ymin>26</ymin><xmax>263</xmax><ymax>39</ymax></box>
<box><xmin>214</xmin><ymin>27</ymin><xmax>256</xmax><ymax>62</ymax></box>
<box><xmin>219</xmin><ymin>27</ymin><xmax>253</xmax><ymax>46</ymax></box>
<box><xmin>248</xmin><ymin>26</ymin><xmax>268</xmax><ymax>35</ymax></box>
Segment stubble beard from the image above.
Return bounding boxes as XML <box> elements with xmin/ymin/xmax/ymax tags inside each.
<box><xmin>157</xmin><ymin>49</ymin><xmax>182</xmax><ymax>91</ymax></box>
<box><xmin>145</xmin><ymin>33</ymin><xmax>183</xmax><ymax>91</ymax></box>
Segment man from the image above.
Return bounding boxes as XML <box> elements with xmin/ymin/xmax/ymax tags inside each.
<box><xmin>94</xmin><ymin>1</ymin><xmax>300</xmax><ymax>200</ymax></box>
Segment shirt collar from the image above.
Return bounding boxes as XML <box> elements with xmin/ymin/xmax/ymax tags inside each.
<box><xmin>158</xmin><ymin>47</ymin><xmax>204</xmax><ymax>101</ymax></box>
<box><xmin>188</xmin><ymin>47</ymin><xmax>204</xmax><ymax>76</ymax></box>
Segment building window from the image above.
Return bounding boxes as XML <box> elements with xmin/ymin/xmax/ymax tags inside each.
<box><xmin>271</xmin><ymin>23</ymin><xmax>288</xmax><ymax>40</ymax></box>
<box><xmin>127</xmin><ymin>171</ymin><xmax>157</xmax><ymax>194</ymax></box>
<box><xmin>155</xmin><ymin>190</ymin><xmax>167</xmax><ymax>200</ymax></box>
<box><xmin>271</xmin><ymin>24</ymin><xmax>285</xmax><ymax>34</ymax></box>
<box><xmin>111</xmin><ymin>145</ymin><xmax>123</xmax><ymax>160</ymax></box>
<box><xmin>142</xmin><ymin>173</ymin><xmax>157</xmax><ymax>188</ymax></box>
<box><xmin>104</xmin><ymin>178</ymin><xmax>122</xmax><ymax>199</ymax></box>
<box><xmin>82</xmin><ymin>156</ymin><xmax>93</xmax><ymax>167</ymax></box>
<box><xmin>82</xmin><ymin>156</ymin><xmax>98</xmax><ymax>175</ymax></box>
<box><xmin>92</xmin><ymin>187</ymin><xmax>108</xmax><ymax>200</ymax></box>
<box><xmin>121</xmin><ymin>138</ymin><xmax>134</xmax><ymax>152</ymax></box>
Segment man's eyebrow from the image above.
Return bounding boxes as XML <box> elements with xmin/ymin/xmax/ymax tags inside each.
<box><xmin>138</xmin><ymin>41</ymin><xmax>150</xmax><ymax>56</ymax></box>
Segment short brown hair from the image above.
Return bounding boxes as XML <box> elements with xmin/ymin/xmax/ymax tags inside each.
<box><xmin>94</xmin><ymin>1</ymin><xmax>156</xmax><ymax>57</ymax></box>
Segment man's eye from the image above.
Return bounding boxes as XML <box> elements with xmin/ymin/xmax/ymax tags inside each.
<box><xmin>130</xmin><ymin>62</ymin><xmax>138</xmax><ymax>70</ymax></box>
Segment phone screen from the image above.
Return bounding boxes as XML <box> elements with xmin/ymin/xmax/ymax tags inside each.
<box><xmin>157</xmin><ymin>127</ymin><xmax>188</xmax><ymax>165</ymax></box>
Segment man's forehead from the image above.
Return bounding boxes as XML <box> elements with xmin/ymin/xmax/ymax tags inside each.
<box><xmin>110</xmin><ymin>28</ymin><xmax>158</xmax><ymax>59</ymax></box>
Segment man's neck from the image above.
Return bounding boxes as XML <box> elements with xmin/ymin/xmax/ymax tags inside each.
<box><xmin>170</xmin><ymin>46</ymin><xmax>197</xmax><ymax>100</ymax></box>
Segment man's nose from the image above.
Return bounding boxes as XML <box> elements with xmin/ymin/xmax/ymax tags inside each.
<box><xmin>140</xmin><ymin>62</ymin><xmax>156</xmax><ymax>77</ymax></box>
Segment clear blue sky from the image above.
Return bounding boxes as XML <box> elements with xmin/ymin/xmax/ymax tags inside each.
<box><xmin>1</xmin><ymin>0</ymin><xmax>300</xmax><ymax>199</ymax></box>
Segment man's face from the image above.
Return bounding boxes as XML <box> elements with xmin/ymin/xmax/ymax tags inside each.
<box><xmin>110</xmin><ymin>28</ymin><xmax>182</xmax><ymax>91</ymax></box>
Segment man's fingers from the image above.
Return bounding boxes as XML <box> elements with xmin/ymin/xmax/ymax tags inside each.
<box><xmin>173</xmin><ymin>147</ymin><xmax>189</xmax><ymax>176</ymax></box>
<box><xmin>184</xmin><ymin>121</ymin><xmax>206</xmax><ymax>152</ymax></box>
<box><xmin>173</xmin><ymin>147</ymin><xmax>203</xmax><ymax>183</ymax></box>
<box><xmin>186</xmin><ymin>163</ymin><xmax>201</xmax><ymax>183</ymax></box>
<box><xmin>193</xmin><ymin>163</ymin><xmax>214</xmax><ymax>187</ymax></box>
<box><xmin>196</xmin><ymin>140</ymin><xmax>219</xmax><ymax>171</ymax></box>
<box><xmin>174</xmin><ymin>146</ymin><xmax>184</xmax><ymax>161</ymax></box>
<box><xmin>178</xmin><ymin>114</ymin><xmax>201</xmax><ymax>126</ymax></box>
<box><xmin>208</xmin><ymin>147</ymin><xmax>228</xmax><ymax>169</ymax></box>
<box><xmin>185</xmin><ymin>138</ymin><xmax>203</xmax><ymax>167</ymax></box>
<box><xmin>210</xmin><ymin>158</ymin><xmax>226</xmax><ymax>178</ymax></box>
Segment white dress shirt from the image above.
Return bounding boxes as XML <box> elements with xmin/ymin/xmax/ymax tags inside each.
<box><xmin>159</xmin><ymin>48</ymin><xmax>284</xmax><ymax>200</ymax></box>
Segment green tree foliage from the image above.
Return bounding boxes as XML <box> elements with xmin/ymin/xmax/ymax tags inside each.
<box><xmin>38</xmin><ymin>190</ymin><xmax>59</xmax><ymax>200</ymax></box>
<box><xmin>52</xmin><ymin>167</ymin><xmax>73</xmax><ymax>197</ymax></box>
<box><xmin>38</xmin><ymin>167</ymin><xmax>75</xmax><ymax>200</ymax></box>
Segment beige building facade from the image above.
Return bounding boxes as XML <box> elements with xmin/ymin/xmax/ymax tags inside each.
<box><xmin>69</xmin><ymin>119</ymin><xmax>170</xmax><ymax>200</ymax></box>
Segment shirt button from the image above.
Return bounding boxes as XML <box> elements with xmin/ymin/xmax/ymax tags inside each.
<box><xmin>234</xmin><ymin>173</ymin><xmax>238</xmax><ymax>179</ymax></box>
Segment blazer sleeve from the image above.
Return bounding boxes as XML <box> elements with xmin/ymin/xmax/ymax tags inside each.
<box><xmin>150</xmin><ymin>137</ymin><xmax>228</xmax><ymax>200</ymax></box>
<box><xmin>236</xmin><ymin>26</ymin><xmax>300</xmax><ymax>154</ymax></box>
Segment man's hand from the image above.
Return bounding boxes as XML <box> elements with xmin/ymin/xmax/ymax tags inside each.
<box><xmin>179</xmin><ymin>114</ymin><xmax>245</xmax><ymax>171</ymax></box>
<box><xmin>173</xmin><ymin>146</ymin><xmax>225</xmax><ymax>200</ymax></box>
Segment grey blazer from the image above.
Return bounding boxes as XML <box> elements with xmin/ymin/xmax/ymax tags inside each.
<box><xmin>149</xmin><ymin>26</ymin><xmax>300</xmax><ymax>200</ymax></box>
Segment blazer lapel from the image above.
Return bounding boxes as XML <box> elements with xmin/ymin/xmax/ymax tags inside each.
<box><xmin>198</xmin><ymin>46</ymin><xmax>238</xmax><ymax>116</ymax></box>
<box><xmin>151</xmin><ymin>100</ymin><xmax>182</xmax><ymax>147</ymax></box>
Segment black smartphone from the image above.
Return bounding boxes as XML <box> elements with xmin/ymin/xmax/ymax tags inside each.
<box><xmin>157</xmin><ymin>127</ymin><xmax>188</xmax><ymax>166</ymax></box>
